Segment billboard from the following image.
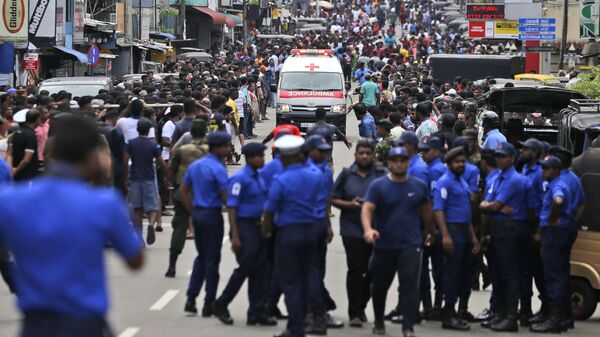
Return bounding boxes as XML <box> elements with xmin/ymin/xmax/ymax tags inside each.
<box><xmin>0</xmin><ymin>0</ymin><xmax>28</xmax><ymax>41</ymax></box>
<box><xmin>495</xmin><ymin>20</ymin><xmax>519</xmax><ymax>39</ymax></box>
<box><xmin>29</xmin><ymin>0</ymin><xmax>56</xmax><ymax>47</ymax></box>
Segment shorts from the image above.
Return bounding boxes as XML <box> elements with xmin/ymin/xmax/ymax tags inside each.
<box><xmin>129</xmin><ymin>180</ymin><xmax>159</xmax><ymax>212</ymax></box>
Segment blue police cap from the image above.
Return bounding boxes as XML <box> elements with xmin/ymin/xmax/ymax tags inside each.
<box><xmin>242</xmin><ymin>142</ymin><xmax>267</xmax><ymax>156</ymax></box>
<box><xmin>305</xmin><ymin>135</ymin><xmax>332</xmax><ymax>151</ymax></box>
<box><xmin>418</xmin><ymin>136</ymin><xmax>443</xmax><ymax>151</ymax></box>
<box><xmin>452</xmin><ymin>136</ymin><xmax>470</xmax><ymax>154</ymax></box>
<box><xmin>539</xmin><ymin>155</ymin><xmax>562</xmax><ymax>169</ymax></box>
<box><xmin>445</xmin><ymin>146</ymin><xmax>466</xmax><ymax>162</ymax></box>
<box><xmin>518</xmin><ymin>138</ymin><xmax>543</xmax><ymax>154</ymax></box>
<box><xmin>387</xmin><ymin>146</ymin><xmax>410</xmax><ymax>159</ymax></box>
<box><xmin>207</xmin><ymin>131</ymin><xmax>230</xmax><ymax>146</ymax></box>
<box><xmin>395</xmin><ymin>131</ymin><xmax>419</xmax><ymax>146</ymax></box>
<box><xmin>495</xmin><ymin>142</ymin><xmax>517</xmax><ymax>157</ymax></box>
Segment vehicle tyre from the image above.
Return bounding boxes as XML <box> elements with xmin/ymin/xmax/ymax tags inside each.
<box><xmin>571</xmin><ymin>278</ymin><xmax>598</xmax><ymax>320</ymax></box>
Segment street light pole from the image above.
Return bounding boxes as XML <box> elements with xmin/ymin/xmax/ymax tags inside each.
<box><xmin>558</xmin><ymin>0</ymin><xmax>568</xmax><ymax>69</ymax></box>
<box><xmin>139</xmin><ymin>0</ymin><xmax>142</xmax><ymax>40</ymax></box>
<box><xmin>243</xmin><ymin>0</ymin><xmax>247</xmax><ymax>41</ymax></box>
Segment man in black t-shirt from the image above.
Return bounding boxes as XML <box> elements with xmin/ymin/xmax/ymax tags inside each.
<box><xmin>11</xmin><ymin>109</ymin><xmax>41</xmax><ymax>181</ymax></box>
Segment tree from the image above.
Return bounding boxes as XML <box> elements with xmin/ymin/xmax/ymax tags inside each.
<box><xmin>570</xmin><ymin>66</ymin><xmax>600</xmax><ymax>100</ymax></box>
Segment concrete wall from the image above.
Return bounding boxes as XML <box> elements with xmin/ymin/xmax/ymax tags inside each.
<box><xmin>546</xmin><ymin>0</ymin><xmax>585</xmax><ymax>43</ymax></box>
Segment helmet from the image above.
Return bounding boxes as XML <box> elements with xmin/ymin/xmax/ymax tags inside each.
<box><xmin>481</xmin><ymin>110</ymin><xmax>500</xmax><ymax>130</ymax></box>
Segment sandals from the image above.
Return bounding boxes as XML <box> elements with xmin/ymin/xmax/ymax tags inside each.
<box><xmin>372</xmin><ymin>321</ymin><xmax>385</xmax><ymax>335</ymax></box>
<box><xmin>403</xmin><ymin>330</ymin><xmax>417</xmax><ymax>337</ymax></box>
<box><xmin>349</xmin><ymin>317</ymin><xmax>362</xmax><ymax>328</ymax></box>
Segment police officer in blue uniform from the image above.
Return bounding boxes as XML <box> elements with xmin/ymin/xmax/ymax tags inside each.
<box><xmin>479</xmin><ymin>143</ymin><xmax>531</xmax><ymax>332</ymax></box>
<box><xmin>304</xmin><ymin>135</ymin><xmax>335</xmax><ymax>335</ymax></box>
<box><xmin>481</xmin><ymin>111</ymin><xmax>507</xmax><ymax>150</ymax></box>
<box><xmin>362</xmin><ymin>146</ymin><xmax>436</xmax><ymax>336</ymax></box>
<box><xmin>418</xmin><ymin>136</ymin><xmax>446</xmax><ymax>321</ymax></box>
<box><xmin>0</xmin><ymin>117</ymin><xmax>144</xmax><ymax>337</ymax></box>
<box><xmin>530</xmin><ymin>155</ymin><xmax>572</xmax><ymax>333</ymax></box>
<box><xmin>212</xmin><ymin>142</ymin><xmax>277</xmax><ymax>326</ymax></box>
<box><xmin>433</xmin><ymin>147</ymin><xmax>481</xmax><ymax>331</ymax></box>
<box><xmin>180</xmin><ymin>131</ymin><xmax>230</xmax><ymax>317</ymax></box>
<box><xmin>518</xmin><ymin>138</ymin><xmax>545</xmax><ymax>326</ymax></box>
<box><xmin>262</xmin><ymin>135</ymin><xmax>324</xmax><ymax>337</ymax></box>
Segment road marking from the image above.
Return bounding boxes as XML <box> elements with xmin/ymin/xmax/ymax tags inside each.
<box><xmin>149</xmin><ymin>289</ymin><xmax>180</xmax><ymax>311</ymax></box>
<box><xmin>118</xmin><ymin>327</ymin><xmax>140</xmax><ymax>337</ymax></box>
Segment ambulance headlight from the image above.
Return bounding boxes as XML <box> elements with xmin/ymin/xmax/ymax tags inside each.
<box><xmin>331</xmin><ymin>104</ymin><xmax>345</xmax><ymax>113</ymax></box>
<box><xmin>277</xmin><ymin>103</ymin><xmax>291</xmax><ymax>113</ymax></box>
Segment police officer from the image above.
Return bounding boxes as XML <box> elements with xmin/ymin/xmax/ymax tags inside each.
<box><xmin>419</xmin><ymin>136</ymin><xmax>446</xmax><ymax>321</ymax></box>
<box><xmin>481</xmin><ymin>111</ymin><xmax>507</xmax><ymax>150</ymax></box>
<box><xmin>362</xmin><ymin>146</ymin><xmax>436</xmax><ymax>336</ymax></box>
<box><xmin>530</xmin><ymin>155</ymin><xmax>571</xmax><ymax>333</ymax></box>
<box><xmin>0</xmin><ymin>116</ymin><xmax>144</xmax><ymax>337</ymax></box>
<box><xmin>305</xmin><ymin>135</ymin><xmax>334</xmax><ymax>335</ymax></box>
<box><xmin>479</xmin><ymin>143</ymin><xmax>531</xmax><ymax>332</ymax></box>
<box><xmin>262</xmin><ymin>135</ymin><xmax>324</xmax><ymax>337</ymax></box>
<box><xmin>180</xmin><ymin>131</ymin><xmax>230</xmax><ymax>317</ymax></box>
<box><xmin>518</xmin><ymin>138</ymin><xmax>544</xmax><ymax>326</ymax></box>
<box><xmin>165</xmin><ymin>119</ymin><xmax>209</xmax><ymax>278</ymax></box>
<box><xmin>433</xmin><ymin>147</ymin><xmax>481</xmax><ymax>331</ymax></box>
<box><xmin>212</xmin><ymin>142</ymin><xmax>276</xmax><ymax>326</ymax></box>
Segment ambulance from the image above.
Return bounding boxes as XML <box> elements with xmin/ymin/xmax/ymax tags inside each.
<box><xmin>276</xmin><ymin>49</ymin><xmax>349</xmax><ymax>133</ymax></box>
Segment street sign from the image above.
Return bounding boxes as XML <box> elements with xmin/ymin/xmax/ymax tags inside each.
<box><xmin>518</xmin><ymin>18</ymin><xmax>556</xmax><ymax>25</ymax></box>
<box><xmin>88</xmin><ymin>44</ymin><xmax>100</xmax><ymax>67</ymax></box>
<box><xmin>495</xmin><ymin>21</ymin><xmax>519</xmax><ymax>38</ymax></box>
<box><xmin>580</xmin><ymin>0</ymin><xmax>600</xmax><ymax>38</ymax></box>
<box><xmin>468</xmin><ymin>21</ymin><xmax>494</xmax><ymax>38</ymax></box>
<box><xmin>524</xmin><ymin>46</ymin><xmax>555</xmax><ymax>53</ymax></box>
<box><xmin>519</xmin><ymin>26</ymin><xmax>557</xmax><ymax>33</ymax></box>
<box><xmin>519</xmin><ymin>34</ymin><xmax>556</xmax><ymax>40</ymax></box>
<box><xmin>23</xmin><ymin>53</ymin><xmax>39</xmax><ymax>71</ymax></box>
<box><xmin>466</xmin><ymin>4</ymin><xmax>505</xmax><ymax>20</ymax></box>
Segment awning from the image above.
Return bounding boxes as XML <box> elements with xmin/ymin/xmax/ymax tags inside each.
<box><xmin>145</xmin><ymin>44</ymin><xmax>168</xmax><ymax>53</ymax></box>
<box><xmin>192</xmin><ymin>6</ymin><xmax>233</xmax><ymax>27</ymax></box>
<box><xmin>84</xmin><ymin>18</ymin><xmax>117</xmax><ymax>32</ymax></box>
<box><xmin>53</xmin><ymin>46</ymin><xmax>88</xmax><ymax>64</ymax></box>
<box><xmin>150</xmin><ymin>32</ymin><xmax>176</xmax><ymax>40</ymax></box>
<box><xmin>221</xmin><ymin>13</ymin><xmax>242</xmax><ymax>27</ymax></box>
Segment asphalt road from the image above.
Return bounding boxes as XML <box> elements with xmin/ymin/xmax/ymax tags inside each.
<box><xmin>0</xmin><ymin>108</ymin><xmax>598</xmax><ymax>337</ymax></box>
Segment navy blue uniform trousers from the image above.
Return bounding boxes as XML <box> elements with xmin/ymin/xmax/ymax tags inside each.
<box><xmin>308</xmin><ymin>218</ymin><xmax>328</xmax><ymax>312</ymax></box>
<box><xmin>420</xmin><ymin>232</ymin><xmax>444</xmax><ymax>301</ymax></box>
<box><xmin>541</xmin><ymin>227</ymin><xmax>571</xmax><ymax>305</ymax></box>
<box><xmin>21</xmin><ymin>312</ymin><xmax>113</xmax><ymax>337</ymax></box>
<box><xmin>217</xmin><ymin>218</ymin><xmax>268</xmax><ymax>318</ymax></box>
<box><xmin>186</xmin><ymin>208</ymin><xmax>224</xmax><ymax>308</ymax></box>
<box><xmin>443</xmin><ymin>225</ymin><xmax>473</xmax><ymax>306</ymax></box>
<box><xmin>276</xmin><ymin>224</ymin><xmax>317</xmax><ymax>337</ymax></box>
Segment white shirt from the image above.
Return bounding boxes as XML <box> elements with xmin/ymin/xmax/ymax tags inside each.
<box><xmin>116</xmin><ymin>117</ymin><xmax>156</xmax><ymax>143</ymax></box>
<box><xmin>161</xmin><ymin>119</ymin><xmax>177</xmax><ymax>160</ymax></box>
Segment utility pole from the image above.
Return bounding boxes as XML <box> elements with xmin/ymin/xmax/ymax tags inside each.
<box><xmin>316</xmin><ymin>0</ymin><xmax>320</xmax><ymax>18</ymax></box>
<box><xmin>179</xmin><ymin>0</ymin><xmax>186</xmax><ymax>38</ymax></box>
<box><xmin>139</xmin><ymin>0</ymin><xmax>143</xmax><ymax>40</ymax></box>
<box><xmin>243</xmin><ymin>0</ymin><xmax>247</xmax><ymax>41</ymax></box>
<box><xmin>558</xmin><ymin>0</ymin><xmax>568</xmax><ymax>69</ymax></box>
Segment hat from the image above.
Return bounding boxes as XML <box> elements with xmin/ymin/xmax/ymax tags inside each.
<box><xmin>242</xmin><ymin>142</ymin><xmax>267</xmax><ymax>156</ymax></box>
<box><xmin>7</xmin><ymin>88</ymin><xmax>16</xmax><ymax>95</ymax></box>
<box><xmin>518</xmin><ymin>138</ymin><xmax>543</xmax><ymax>154</ymax></box>
<box><xmin>446</xmin><ymin>89</ymin><xmax>457</xmax><ymax>96</ymax></box>
<box><xmin>462</xmin><ymin>129</ymin><xmax>478</xmax><ymax>140</ymax></box>
<box><xmin>445</xmin><ymin>147</ymin><xmax>466</xmax><ymax>162</ymax></box>
<box><xmin>206</xmin><ymin>131</ymin><xmax>231</xmax><ymax>146</ymax></box>
<box><xmin>274</xmin><ymin>135</ymin><xmax>305</xmax><ymax>155</ymax></box>
<box><xmin>305</xmin><ymin>135</ymin><xmax>332</xmax><ymax>151</ymax></box>
<box><xmin>259</xmin><ymin>65</ymin><xmax>267</xmax><ymax>71</ymax></box>
<box><xmin>376</xmin><ymin>119</ymin><xmax>393</xmax><ymax>132</ymax></box>
<box><xmin>495</xmin><ymin>142</ymin><xmax>517</xmax><ymax>157</ymax></box>
<box><xmin>539</xmin><ymin>155</ymin><xmax>562</xmax><ymax>169</ymax></box>
<box><xmin>387</xmin><ymin>146</ymin><xmax>410</xmax><ymax>159</ymax></box>
<box><xmin>419</xmin><ymin>136</ymin><xmax>443</xmax><ymax>151</ymax></box>
<box><xmin>395</xmin><ymin>131</ymin><xmax>419</xmax><ymax>146</ymax></box>
<box><xmin>13</xmin><ymin>108</ymin><xmax>29</xmax><ymax>123</ymax></box>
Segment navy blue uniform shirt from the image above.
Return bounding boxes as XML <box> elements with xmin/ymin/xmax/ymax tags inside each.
<box><xmin>365</xmin><ymin>175</ymin><xmax>429</xmax><ymax>250</ymax></box>
<box><xmin>463</xmin><ymin>162</ymin><xmax>480</xmax><ymax>193</ymax></box>
<box><xmin>227</xmin><ymin>165</ymin><xmax>267</xmax><ymax>218</ymax></box>
<box><xmin>264</xmin><ymin>163</ymin><xmax>324</xmax><ymax>227</ymax></box>
<box><xmin>427</xmin><ymin>157</ymin><xmax>447</xmax><ymax>193</ymax></box>
<box><xmin>0</xmin><ymin>173</ymin><xmax>140</xmax><ymax>317</ymax></box>
<box><xmin>485</xmin><ymin>166</ymin><xmax>530</xmax><ymax>221</ymax></box>
<box><xmin>260</xmin><ymin>154</ymin><xmax>284</xmax><ymax>191</ymax></box>
<box><xmin>559</xmin><ymin>169</ymin><xmax>586</xmax><ymax>221</ymax></box>
<box><xmin>521</xmin><ymin>162</ymin><xmax>544</xmax><ymax>214</ymax></box>
<box><xmin>433</xmin><ymin>171</ymin><xmax>472</xmax><ymax>224</ymax></box>
<box><xmin>184</xmin><ymin>153</ymin><xmax>228</xmax><ymax>208</ymax></box>
<box><xmin>409</xmin><ymin>155</ymin><xmax>429</xmax><ymax>186</ymax></box>
<box><xmin>308</xmin><ymin>157</ymin><xmax>334</xmax><ymax>219</ymax></box>
<box><xmin>540</xmin><ymin>177</ymin><xmax>571</xmax><ymax>229</ymax></box>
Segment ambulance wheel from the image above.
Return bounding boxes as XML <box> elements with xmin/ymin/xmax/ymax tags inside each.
<box><xmin>571</xmin><ymin>278</ymin><xmax>598</xmax><ymax>320</ymax></box>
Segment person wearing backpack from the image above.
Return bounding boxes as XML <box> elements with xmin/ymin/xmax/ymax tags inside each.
<box><xmin>331</xmin><ymin>138</ymin><xmax>386</xmax><ymax>327</ymax></box>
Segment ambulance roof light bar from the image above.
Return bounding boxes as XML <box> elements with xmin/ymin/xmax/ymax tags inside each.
<box><xmin>290</xmin><ymin>49</ymin><xmax>334</xmax><ymax>57</ymax></box>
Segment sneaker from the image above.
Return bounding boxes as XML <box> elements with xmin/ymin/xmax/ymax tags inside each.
<box><xmin>146</xmin><ymin>225</ymin><xmax>156</xmax><ymax>245</ymax></box>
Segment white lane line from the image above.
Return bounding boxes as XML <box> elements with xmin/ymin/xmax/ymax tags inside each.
<box><xmin>118</xmin><ymin>327</ymin><xmax>140</xmax><ymax>337</ymax></box>
<box><xmin>149</xmin><ymin>289</ymin><xmax>180</xmax><ymax>311</ymax></box>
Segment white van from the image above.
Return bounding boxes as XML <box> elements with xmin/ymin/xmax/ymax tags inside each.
<box><xmin>276</xmin><ymin>49</ymin><xmax>349</xmax><ymax>133</ymax></box>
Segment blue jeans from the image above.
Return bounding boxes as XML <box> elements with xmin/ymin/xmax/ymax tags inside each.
<box><xmin>186</xmin><ymin>208</ymin><xmax>224</xmax><ymax>309</ymax></box>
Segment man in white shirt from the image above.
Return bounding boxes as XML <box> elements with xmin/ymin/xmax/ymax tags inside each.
<box><xmin>116</xmin><ymin>99</ymin><xmax>155</xmax><ymax>142</ymax></box>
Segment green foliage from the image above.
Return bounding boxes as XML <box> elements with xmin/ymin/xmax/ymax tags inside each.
<box><xmin>161</xmin><ymin>8</ymin><xmax>179</xmax><ymax>18</ymax></box>
<box><xmin>570</xmin><ymin>66</ymin><xmax>600</xmax><ymax>99</ymax></box>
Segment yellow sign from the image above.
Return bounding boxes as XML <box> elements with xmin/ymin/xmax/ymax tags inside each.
<box><xmin>0</xmin><ymin>0</ymin><xmax>27</xmax><ymax>40</ymax></box>
<box><xmin>495</xmin><ymin>21</ymin><xmax>519</xmax><ymax>38</ymax></box>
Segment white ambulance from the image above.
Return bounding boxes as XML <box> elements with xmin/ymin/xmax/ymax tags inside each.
<box><xmin>276</xmin><ymin>49</ymin><xmax>349</xmax><ymax>133</ymax></box>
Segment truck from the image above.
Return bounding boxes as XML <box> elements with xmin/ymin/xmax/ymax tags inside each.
<box><xmin>428</xmin><ymin>54</ymin><xmax>525</xmax><ymax>82</ymax></box>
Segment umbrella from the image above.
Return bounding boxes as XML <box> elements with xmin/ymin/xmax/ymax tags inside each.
<box><xmin>310</xmin><ymin>1</ymin><xmax>333</xmax><ymax>9</ymax></box>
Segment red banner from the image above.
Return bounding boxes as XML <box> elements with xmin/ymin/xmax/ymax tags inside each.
<box><xmin>279</xmin><ymin>90</ymin><xmax>344</xmax><ymax>99</ymax></box>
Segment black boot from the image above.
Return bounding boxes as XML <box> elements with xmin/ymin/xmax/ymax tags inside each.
<box><xmin>491</xmin><ymin>301</ymin><xmax>518</xmax><ymax>332</ymax></box>
<box><xmin>519</xmin><ymin>298</ymin><xmax>533</xmax><ymax>327</ymax></box>
<box><xmin>419</xmin><ymin>291</ymin><xmax>433</xmax><ymax>320</ymax></box>
<box><xmin>529</xmin><ymin>302</ymin><xmax>548</xmax><ymax>325</ymax></box>
<box><xmin>530</xmin><ymin>304</ymin><xmax>562</xmax><ymax>333</ymax></box>
<box><xmin>165</xmin><ymin>252</ymin><xmax>178</xmax><ymax>278</ymax></box>
<box><xmin>305</xmin><ymin>309</ymin><xmax>327</xmax><ymax>335</ymax></box>
<box><xmin>481</xmin><ymin>299</ymin><xmax>503</xmax><ymax>329</ymax></box>
<box><xmin>429</xmin><ymin>291</ymin><xmax>443</xmax><ymax>321</ymax></box>
<box><xmin>458</xmin><ymin>296</ymin><xmax>475</xmax><ymax>322</ymax></box>
<box><xmin>442</xmin><ymin>304</ymin><xmax>470</xmax><ymax>331</ymax></box>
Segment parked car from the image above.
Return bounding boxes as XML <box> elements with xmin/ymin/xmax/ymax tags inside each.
<box><xmin>176</xmin><ymin>52</ymin><xmax>213</xmax><ymax>63</ymax></box>
<box><xmin>37</xmin><ymin>77</ymin><xmax>113</xmax><ymax>97</ymax></box>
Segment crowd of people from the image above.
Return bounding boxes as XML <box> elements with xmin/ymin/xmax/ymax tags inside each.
<box><xmin>0</xmin><ymin>1</ymin><xmax>595</xmax><ymax>337</ymax></box>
